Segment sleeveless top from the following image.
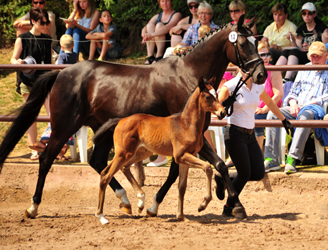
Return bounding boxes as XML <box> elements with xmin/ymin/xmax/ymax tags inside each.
<box><xmin>78</xmin><ymin>15</ymin><xmax>93</xmax><ymax>28</ymax></box>
<box><xmin>156</xmin><ymin>11</ymin><xmax>178</xmax><ymax>25</ymax></box>
<box><xmin>18</xmin><ymin>32</ymin><xmax>52</xmax><ymax>86</ymax></box>
<box><xmin>179</xmin><ymin>15</ymin><xmax>193</xmax><ymax>38</ymax></box>
<box><xmin>257</xmin><ymin>67</ymin><xmax>282</xmax><ymax>108</ymax></box>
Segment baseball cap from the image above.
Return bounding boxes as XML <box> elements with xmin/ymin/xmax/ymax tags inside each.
<box><xmin>187</xmin><ymin>0</ymin><xmax>202</xmax><ymax>5</ymax></box>
<box><xmin>301</xmin><ymin>2</ymin><xmax>316</xmax><ymax>12</ymax></box>
<box><xmin>308</xmin><ymin>41</ymin><xmax>327</xmax><ymax>57</ymax></box>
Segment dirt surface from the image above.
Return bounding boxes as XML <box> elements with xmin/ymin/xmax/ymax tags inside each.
<box><xmin>1</xmin><ymin>163</ymin><xmax>328</xmax><ymax>250</ymax></box>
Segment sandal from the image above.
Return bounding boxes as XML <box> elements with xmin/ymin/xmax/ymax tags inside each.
<box><xmin>152</xmin><ymin>56</ymin><xmax>163</xmax><ymax>64</ymax></box>
<box><xmin>56</xmin><ymin>144</ymin><xmax>68</xmax><ymax>161</ymax></box>
<box><xmin>29</xmin><ymin>141</ymin><xmax>47</xmax><ymax>152</ymax></box>
<box><xmin>30</xmin><ymin>152</ymin><xmax>39</xmax><ymax>160</ymax></box>
<box><xmin>144</xmin><ymin>55</ymin><xmax>155</xmax><ymax>65</ymax></box>
<box><xmin>56</xmin><ymin>155</ymin><xmax>68</xmax><ymax>161</ymax></box>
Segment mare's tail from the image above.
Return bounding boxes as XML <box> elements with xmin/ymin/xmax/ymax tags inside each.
<box><xmin>93</xmin><ymin>118</ymin><xmax>121</xmax><ymax>145</ymax></box>
<box><xmin>0</xmin><ymin>71</ymin><xmax>60</xmax><ymax>173</ymax></box>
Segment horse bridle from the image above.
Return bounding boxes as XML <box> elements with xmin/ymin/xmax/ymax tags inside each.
<box><xmin>223</xmin><ymin>26</ymin><xmax>264</xmax><ymax>116</ymax></box>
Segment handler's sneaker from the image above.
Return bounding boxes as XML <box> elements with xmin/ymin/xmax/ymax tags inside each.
<box><xmin>264</xmin><ymin>157</ymin><xmax>281</xmax><ymax>172</ymax></box>
<box><xmin>284</xmin><ymin>155</ymin><xmax>297</xmax><ymax>174</ymax></box>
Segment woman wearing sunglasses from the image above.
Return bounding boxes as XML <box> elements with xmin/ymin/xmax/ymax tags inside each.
<box><xmin>229</xmin><ymin>0</ymin><xmax>257</xmax><ymax>37</ymax></box>
<box><xmin>276</xmin><ymin>2</ymin><xmax>328</xmax><ymax>83</ymax></box>
<box><xmin>11</xmin><ymin>7</ymin><xmax>53</xmax><ymax>160</ymax></box>
<box><xmin>169</xmin><ymin>0</ymin><xmax>201</xmax><ymax>47</ymax></box>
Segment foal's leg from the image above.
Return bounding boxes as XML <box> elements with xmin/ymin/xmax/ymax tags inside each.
<box><xmin>89</xmin><ymin>130</ymin><xmax>131</xmax><ymax>214</ymax></box>
<box><xmin>198</xmin><ymin>138</ymin><xmax>246</xmax><ymax>219</ymax></box>
<box><xmin>176</xmin><ymin>152</ymin><xmax>213</xmax><ymax>213</ymax></box>
<box><xmin>177</xmin><ymin>164</ymin><xmax>189</xmax><ymax>221</ymax></box>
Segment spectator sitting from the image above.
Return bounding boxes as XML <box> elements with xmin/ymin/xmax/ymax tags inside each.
<box><xmin>57</xmin><ymin>34</ymin><xmax>79</xmax><ymax>64</ymax></box>
<box><xmin>86</xmin><ymin>9</ymin><xmax>123</xmax><ymax>61</ymax></box>
<box><xmin>276</xmin><ymin>2</ymin><xmax>328</xmax><ymax>83</ymax></box>
<box><xmin>229</xmin><ymin>0</ymin><xmax>257</xmax><ymax>37</ymax></box>
<box><xmin>141</xmin><ymin>0</ymin><xmax>182</xmax><ymax>64</ymax></box>
<box><xmin>169</xmin><ymin>0</ymin><xmax>201</xmax><ymax>47</ymax></box>
<box><xmin>13</xmin><ymin>0</ymin><xmax>58</xmax><ymax>51</ymax></box>
<box><xmin>60</xmin><ymin>0</ymin><xmax>100</xmax><ymax>59</ymax></box>
<box><xmin>11</xmin><ymin>7</ymin><xmax>53</xmax><ymax>160</ymax></box>
<box><xmin>261</xmin><ymin>3</ymin><xmax>297</xmax><ymax>64</ymax></box>
<box><xmin>264</xmin><ymin>42</ymin><xmax>328</xmax><ymax>174</ymax></box>
<box><xmin>180</xmin><ymin>1</ymin><xmax>218</xmax><ymax>48</ymax></box>
<box><xmin>255</xmin><ymin>41</ymin><xmax>283</xmax><ymax>151</ymax></box>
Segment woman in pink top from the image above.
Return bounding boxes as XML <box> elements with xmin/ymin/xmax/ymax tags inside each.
<box><xmin>255</xmin><ymin>41</ymin><xmax>283</xmax><ymax>150</ymax></box>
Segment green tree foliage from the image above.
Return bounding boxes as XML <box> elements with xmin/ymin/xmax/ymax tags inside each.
<box><xmin>1</xmin><ymin>0</ymin><xmax>328</xmax><ymax>52</ymax></box>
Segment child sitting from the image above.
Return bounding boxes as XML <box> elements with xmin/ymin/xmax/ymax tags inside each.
<box><xmin>57</xmin><ymin>34</ymin><xmax>79</xmax><ymax>64</ymax></box>
<box><xmin>86</xmin><ymin>9</ymin><xmax>123</xmax><ymax>61</ymax></box>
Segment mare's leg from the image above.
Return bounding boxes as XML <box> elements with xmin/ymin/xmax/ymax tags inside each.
<box><xmin>177</xmin><ymin>164</ymin><xmax>189</xmax><ymax>221</ymax></box>
<box><xmin>176</xmin><ymin>152</ymin><xmax>213</xmax><ymax>213</ymax></box>
<box><xmin>198</xmin><ymin>137</ymin><xmax>246</xmax><ymax>219</ymax></box>
<box><xmin>89</xmin><ymin>131</ymin><xmax>130</xmax><ymax>213</ymax></box>
<box><xmin>147</xmin><ymin>159</ymin><xmax>179</xmax><ymax>217</ymax></box>
<box><xmin>25</xmin><ymin>128</ymin><xmax>76</xmax><ymax>218</ymax></box>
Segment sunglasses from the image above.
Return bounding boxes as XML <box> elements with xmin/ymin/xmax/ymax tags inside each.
<box><xmin>229</xmin><ymin>9</ymin><xmax>241</xmax><ymax>14</ymax></box>
<box><xmin>40</xmin><ymin>20</ymin><xmax>50</xmax><ymax>26</ymax></box>
<box><xmin>259</xmin><ymin>52</ymin><xmax>271</xmax><ymax>58</ymax></box>
<box><xmin>33</xmin><ymin>1</ymin><xmax>45</xmax><ymax>4</ymax></box>
<box><xmin>189</xmin><ymin>4</ymin><xmax>199</xmax><ymax>9</ymax></box>
<box><xmin>301</xmin><ymin>11</ymin><xmax>315</xmax><ymax>16</ymax></box>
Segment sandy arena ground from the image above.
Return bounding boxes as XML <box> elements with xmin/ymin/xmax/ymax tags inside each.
<box><xmin>1</xmin><ymin>163</ymin><xmax>328</xmax><ymax>250</ymax></box>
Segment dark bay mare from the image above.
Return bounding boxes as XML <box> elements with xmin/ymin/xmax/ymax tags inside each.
<box><xmin>0</xmin><ymin>16</ymin><xmax>267</xmax><ymax>219</ymax></box>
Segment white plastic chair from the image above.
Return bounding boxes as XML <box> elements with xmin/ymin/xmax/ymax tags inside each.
<box><xmin>207</xmin><ymin>126</ymin><xmax>225</xmax><ymax>160</ymax></box>
<box><xmin>69</xmin><ymin>126</ymin><xmax>89</xmax><ymax>163</ymax></box>
<box><xmin>279</xmin><ymin>127</ymin><xmax>325</xmax><ymax>165</ymax></box>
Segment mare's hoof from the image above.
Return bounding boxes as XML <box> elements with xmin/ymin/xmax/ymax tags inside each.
<box><xmin>24</xmin><ymin>210</ymin><xmax>36</xmax><ymax>219</ymax></box>
<box><xmin>137</xmin><ymin>206</ymin><xmax>144</xmax><ymax>214</ymax></box>
<box><xmin>146</xmin><ymin>209</ymin><xmax>157</xmax><ymax>217</ymax></box>
<box><xmin>232</xmin><ymin>206</ymin><xmax>247</xmax><ymax>219</ymax></box>
<box><xmin>177</xmin><ymin>214</ymin><xmax>185</xmax><ymax>221</ymax></box>
<box><xmin>119</xmin><ymin>203</ymin><xmax>132</xmax><ymax>214</ymax></box>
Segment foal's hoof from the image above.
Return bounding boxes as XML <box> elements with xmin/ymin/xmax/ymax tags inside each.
<box><xmin>232</xmin><ymin>206</ymin><xmax>247</xmax><ymax>219</ymax></box>
<box><xmin>119</xmin><ymin>203</ymin><xmax>132</xmax><ymax>215</ymax></box>
<box><xmin>146</xmin><ymin>208</ymin><xmax>157</xmax><ymax>217</ymax></box>
<box><xmin>24</xmin><ymin>210</ymin><xmax>36</xmax><ymax>219</ymax></box>
<box><xmin>177</xmin><ymin>214</ymin><xmax>185</xmax><ymax>221</ymax></box>
<box><xmin>137</xmin><ymin>206</ymin><xmax>144</xmax><ymax>214</ymax></box>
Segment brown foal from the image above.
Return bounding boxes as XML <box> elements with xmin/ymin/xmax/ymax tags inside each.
<box><xmin>95</xmin><ymin>78</ymin><xmax>226</xmax><ymax>224</ymax></box>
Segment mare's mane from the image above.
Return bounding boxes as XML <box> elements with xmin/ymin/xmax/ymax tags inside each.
<box><xmin>178</xmin><ymin>24</ymin><xmax>229</xmax><ymax>58</ymax></box>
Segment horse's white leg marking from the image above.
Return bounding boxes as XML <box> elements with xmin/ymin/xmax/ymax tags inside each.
<box><xmin>25</xmin><ymin>198</ymin><xmax>39</xmax><ymax>218</ymax></box>
<box><xmin>115</xmin><ymin>189</ymin><xmax>130</xmax><ymax>205</ymax></box>
<box><xmin>137</xmin><ymin>193</ymin><xmax>145</xmax><ymax>213</ymax></box>
<box><xmin>95</xmin><ymin>213</ymin><xmax>109</xmax><ymax>225</ymax></box>
<box><xmin>147</xmin><ymin>195</ymin><xmax>159</xmax><ymax>217</ymax></box>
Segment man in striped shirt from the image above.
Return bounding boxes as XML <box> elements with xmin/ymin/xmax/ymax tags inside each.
<box><xmin>264</xmin><ymin>41</ymin><xmax>328</xmax><ymax>174</ymax></box>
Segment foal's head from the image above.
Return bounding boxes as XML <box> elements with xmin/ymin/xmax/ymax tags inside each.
<box><xmin>198</xmin><ymin>78</ymin><xmax>226</xmax><ymax>120</ymax></box>
<box><xmin>226</xmin><ymin>15</ymin><xmax>267</xmax><ymax>85</ymax></box>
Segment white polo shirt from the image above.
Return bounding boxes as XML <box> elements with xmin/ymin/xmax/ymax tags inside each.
<box><xmin>224</xmin><ymin>76</ymin><xmax>265</xmax><ymax>129</ymax></box>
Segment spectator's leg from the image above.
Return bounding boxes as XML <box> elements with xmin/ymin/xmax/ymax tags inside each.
<box><xmin>99</xmin><ymin>42</ymin><xmax>111</xmax><ymax>60</ymax></box>
<box><xmin>171</xmin><ymin>34</ymin><xmax>183</xmax><ymax>47</ymax></box>
<box><xmin>88</xmin><ymin>40</ymin><xmax>98</xmax><ymax>60</ymax></box>
<box><xmin>284</xmin><ymin>55</ymin><xmax>299</xmax><ymax>80</ymax></box>
<box><xmin>154</xmin><ymin>23</ymin><xmax>166</xmax><ymax>58</ymax></box>
<box><xmin>254</xmin><ymin>113</ymin><xmax>267</xmax><ymax>152</ymax></box>
<box><xmin>146</xmin><ymin>23</ymin><xmax>156</xmax><ymax>58</ymax></box>
<box><xmin>23</xmin><ymin>93</ymin><xmax>38</xmax><ymax>158</ymax></box>
<box><xmin>264</xmin><ymin>107</ymin><xmax>295</xmax><ymax>161</ymax></box>
<box><xmin>288</xmin><ymin>110</ymin><xmax>314</xmax><ymax>161</ymax></box>
<box><xmin>77</xmin><ymin>29</ymin><xmax>90</xmax><ymax>58</ymax></box>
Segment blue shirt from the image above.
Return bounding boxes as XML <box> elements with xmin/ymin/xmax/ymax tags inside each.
<box><xmin>57</xmin><ymin>52</ymin><xmax>78</xmax><ymax>64</ymax></box>
<box><xmin>182</xmin><ymin>21</ymin><xmax>218</xmax><ymax>46</ymax></box>
<box><xmin>284</xmin><ymin>61</ymin><xmax>328</xmax><ymax>107</ymax></box>
<box><xmin>91</xmin><ymin>24</ymin><xmax>120</xmax><ymax>47</ymax></box>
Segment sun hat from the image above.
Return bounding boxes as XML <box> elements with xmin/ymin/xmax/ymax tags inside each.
<box><xmin>308</xmin><ymin>41</ymin><xmax>327</xmax><ymax>57</ymax></box>
<box><xmin>301</xmin><ymin>2</ymin><xmax>316</xmax><ymax>12</ymax></box>
<box><xmin>22</xmin><ymin>56</ymin><xmax>37</xmax><ymax>77</ymax></box>
<box><xmin>187</xmin><ymin>0</ymin><xmax>202</xmax><ymax>5</ymax></box>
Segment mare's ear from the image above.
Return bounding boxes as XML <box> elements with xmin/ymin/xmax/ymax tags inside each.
<box><xmin>237</xmin><ymin>14</ymin><xmax>245</xmax><ymax>30</ymax></box>
<box><xmin>246</xmin><ymin>15</ymin><xmax>258</xmax><ymax>29</ymax></box>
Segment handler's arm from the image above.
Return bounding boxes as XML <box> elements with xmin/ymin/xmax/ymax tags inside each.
<box><xmin>260</xmin><ymin>90</ymin><xmax>285</xmax><ymax>121</ymax></box>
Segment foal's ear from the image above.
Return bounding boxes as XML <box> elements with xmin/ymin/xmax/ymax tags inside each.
<box><xmin>246</xmin><ymin>15</ymin><xmax>258</xmax><ymax>30</ymax></box>
<box><xmin>198</xmin><ymin>77</ymin><xmax>207</xmax><ymax>90</ymax></box>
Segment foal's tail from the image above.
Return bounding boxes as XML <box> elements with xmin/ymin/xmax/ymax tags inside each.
<box><xmin>93</xmin><ymin>118</ymin><xmax>121</xmax><ymax>145</ymax></box>
<box><xmin>0</xmin><ymin>71</ymin><xmax>60</xmax><ymax>173</ymax></box>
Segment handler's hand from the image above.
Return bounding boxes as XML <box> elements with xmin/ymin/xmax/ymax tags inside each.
<box><xmin>282</xmin><ymin>118</ymin><xmax>294</xmax><ymax>136</ymax></box>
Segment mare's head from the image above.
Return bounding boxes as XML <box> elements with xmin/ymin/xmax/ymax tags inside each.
<box><xmin>226</xmin><ymin>15</ymin><xmax>267</xmax><ymax>84</ymax></box>
<box><xmin>198</xmin><ymin>77</ymin><xmax>226</xmax><ymax>120</ymax></box>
